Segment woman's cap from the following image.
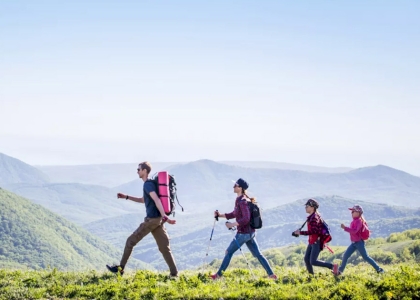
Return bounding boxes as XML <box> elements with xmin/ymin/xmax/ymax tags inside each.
<box><xmin>234</xmin><ymin>178</ymin><xmax>249</xmax><ymax>190</ymax></box>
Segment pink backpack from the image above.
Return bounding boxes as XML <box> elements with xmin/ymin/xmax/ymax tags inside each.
<box><xmin>147</xmin><ymin>171</ymin><xmax>184</xmax><ymax>216</ymax></box>
<box><xmin>360</xmin><ymin>221</ymin><xmax>370</xmax><ymax>240</ymax></box>
<box><xmin>157</xmin><ymin>171</ymin><xmax>171</xmax><ymax>215</ymax></box>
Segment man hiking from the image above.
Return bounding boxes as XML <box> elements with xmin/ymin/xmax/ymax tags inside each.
<box><xmin>106</xmin><ymin>161</ymin><xmax>178</xmax><ymax>277</ymax></box>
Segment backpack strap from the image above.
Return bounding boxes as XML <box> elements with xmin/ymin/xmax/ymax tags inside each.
<box><xmin>359</xmin><ymin>218</ymin><xmax>368</xmax><ymax>233</ymax></box>
<box><xmin>298</xmin><ymin>219</ymin><xmax>308</xmax><ymax>231</ymax></box>
<box><xmin>175</xmin><ymin>194</ymin><xmax>184</xmax><ymax>212</ymax></box>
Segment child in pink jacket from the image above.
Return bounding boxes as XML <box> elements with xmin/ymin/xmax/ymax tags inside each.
<box><xmin>335</xmin><ymin>205</ymin><xmax>384</xmax><ymax>275</ymax></box>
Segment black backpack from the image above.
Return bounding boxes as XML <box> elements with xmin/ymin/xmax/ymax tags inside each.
<box><xmin>248</xmin><ymin>201</ymin><xmax>262</xmax><ymax>229</ymax></box>
<box><xmin>149</xmin><ymin>173</ymin><xmax>184</xmax><ymax>216</ymax></box>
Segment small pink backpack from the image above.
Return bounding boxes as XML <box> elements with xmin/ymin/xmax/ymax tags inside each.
<box><xmin>360</xmin><ymin>221</ymin><xmax>371</xmax><ymax>240</ymax></box>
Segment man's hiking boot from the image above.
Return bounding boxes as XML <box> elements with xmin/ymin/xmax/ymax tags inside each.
<box><xmin>106</xmin><ymin>264</ymin><xmax>124</xmax><ymax>276</ymax></box>
<box><xmin>377</xmin><ymin>268</ymin><xmax>385</xmax><ymax>274</ymax></box>
<box><xmin>332</xmin><ymin>263</ymin><xmax>339</xmax><ymax>275</ymax></box>
<box><xmin>210</xmin><ymin>273</ymin><xmax>221</xmax><ymax>280</ymax></box>
<box><xmin>268</xmin><ymin>274</ymin><xmax>278</xmax><ymax>280</ymax></box>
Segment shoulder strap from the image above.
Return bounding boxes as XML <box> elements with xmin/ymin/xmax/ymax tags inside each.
<box><xmin>298</xmin><ymin>220</ymin><xmax>308</xmax><ymax>230</ymax></box>
<box><xmin>299</xmin><ymin>212</ymin><xmax>317</xmax><ymax>230</ymax></box>
<box><xmin>175</xmin><ymin>194</ymin><xmax>184</xmax><ymax>212</ymax></box>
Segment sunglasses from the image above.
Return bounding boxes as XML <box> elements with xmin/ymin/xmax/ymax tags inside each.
<box><xmin>233</xmin><ymin>184</ymin><xmax>239</xmax><ymax>188</ymax></box>
<box><xmin>137</xmin><ymin>168</ymin><xmax>141</xmax><ymax>172</ymax></box>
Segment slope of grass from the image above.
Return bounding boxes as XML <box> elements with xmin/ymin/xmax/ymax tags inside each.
<box><xmin>0</xmin><ymin>188</ymin><xmax>151</xmax><ymax>271</ymax></box>
<box><xmin>0</xmin><ymin>263</ymin><xmax>419</xmax><ymax>299</ymax></box>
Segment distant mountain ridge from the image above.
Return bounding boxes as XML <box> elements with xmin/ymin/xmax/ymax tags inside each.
<box><xmin>37</xmin><ymin>160</ymin><xmax>354</xmax><ymax>188</ymax></box>
<box><xmin>116</xmin><ymin>159</ymin><xmax>420</xmax><ymax>209</ymax></box>
<box><xmin>37</xmin><ymin>162</ymin><xmax>177</xmax><ymax>187</ymax></box>
<box><xmin>221</xmin><ymin>161</ymin><xmax>353</xmax><ymax>173</ymax></box>
<box><xmin>0</xmin><ymin>153</ymin><xmax>49</xmax><ymax>185</ymax></box>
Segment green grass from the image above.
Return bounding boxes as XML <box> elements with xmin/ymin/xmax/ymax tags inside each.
<box><xmin>0</xmin><ymin>263</ymin><xmax>419</xmax><ymax>299</ymax></box>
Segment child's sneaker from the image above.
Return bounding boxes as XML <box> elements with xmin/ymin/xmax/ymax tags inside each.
<box><xmin>332</xmin><ymin>263</ymin><xmax>339</xmax><ymax>275</ymax></box>
<box><xmin>106</xmin><ymin>264</ymin><xmax>124</xmax><ymax>276</ymax></box>
<box><xmin>268</xmin><ymin>274</ymin><xmax>278</xmax><ymax>280</ymax></box>
<box><xmin>210</xmin><ymin>273</ymin><xmax>221</xmax><ymax>280</ymax></box>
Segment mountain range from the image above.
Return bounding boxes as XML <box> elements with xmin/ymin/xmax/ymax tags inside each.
<box><xmin>0</xmin><ymin>153</ymin><xmax>143</xmax><ymax>225</ymax></box>
<box><xmin>37</xmin><ymin>160</ymin><xmax>354</xmax><ymax>188</ymax></box>
<box><xmin>116</xmin><ymin>160</ymin><xmax>420</xmax><ymax>209</ymax></box>
<box><xmin>1</xmin><ymin>151</ymin><xmax>420</xmax><ymax>271</ymax></box>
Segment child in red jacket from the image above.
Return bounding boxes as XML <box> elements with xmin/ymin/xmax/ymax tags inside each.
<box><xmin>294</xmin><ymin>199</ymin><xmax>338</xmax><ymax>275</ymax></box>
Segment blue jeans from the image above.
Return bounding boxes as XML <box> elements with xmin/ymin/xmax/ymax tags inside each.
<box><xmin>217</xmin><ymin>233</ymin><xmax>274</xmax><ymax>276</ymax></box>
<box><xmin>339</xmin><ymin>240</ymin><xmax>381</xmax><ymax>273</ymax></box>
<box><xmin>304</xmin><ymin>241</ymin><xmax>333</xmax><ymax>274</ymax></box>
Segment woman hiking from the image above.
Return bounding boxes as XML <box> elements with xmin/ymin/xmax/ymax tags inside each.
<box><xmin>335</xmin><ymin>205</ymin><xmax>384</xmax><ymax>275</ymax></box>
<box><xmin>293</xmin><ymin>199</ymin><xmax>338</xmax><ymax>275</ymax></box>
<box><xmin>210</xmin><ymin>178</ymin><xmax>277</xmax><ymax>280</ymax></box>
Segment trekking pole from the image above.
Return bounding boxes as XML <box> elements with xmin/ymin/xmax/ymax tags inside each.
<box><xmin>227</xmin><ymin>222</ymin><xmax>256</xmax><ymax>280</ymax></box>
<box><xmin>201</xmin><ymin>210</ymin><xmax>219</xmax><ymax>273</ymax></box>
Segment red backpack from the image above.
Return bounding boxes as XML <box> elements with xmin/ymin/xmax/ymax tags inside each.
<box><xmin>360</xmin><ymin>221</ymin><xmax>370</xmax><ymax>240</ymax></box>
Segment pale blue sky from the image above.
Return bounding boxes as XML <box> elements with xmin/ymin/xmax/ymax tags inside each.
<box><xmin>1</xmin><ymin>1</ymin><xmax>419</xmax><ymax>175</ymax></box>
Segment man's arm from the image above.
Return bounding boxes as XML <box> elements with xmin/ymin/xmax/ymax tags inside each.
<box><xmin>127</xmin><ymin>195</ymin><xmax>144</xmax><ymax>203</ymax></box>
<box><xmin>149</xmin><ymin>191</ymin><xmax>169</xmax><ymax>220</ymax></box>
<box><xmin>117</xmin><ymin>193</ymin><xmax>144</xmax><ymax>203</ymax></box>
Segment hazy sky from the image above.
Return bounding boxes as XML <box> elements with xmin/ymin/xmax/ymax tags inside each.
<box><xmin>1</xmin><ymin>1</ymin><xmax>419</xmax><ymax>175</ymax></box>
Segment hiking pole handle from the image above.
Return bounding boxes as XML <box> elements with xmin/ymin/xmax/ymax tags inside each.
<box><xmin>226</xmin><ymin>221</ymin><xmax>236</xmax><ymax>231</ymax></box>
<box><xmin>215</xmin><ymin>210</ymin><xmax>219</xmax><ymax>221</ymax></box>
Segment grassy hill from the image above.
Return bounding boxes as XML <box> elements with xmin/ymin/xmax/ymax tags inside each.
<box><xmin>0</xmin><ymin>263</ymin><xmax>418</xmax><ymax>299</ymax></box>
<box><xmin>0</xmin><ymin>153</ymin><xmax>49</xmax><ymax>185</ymax></box>
<box><xmin>0</xmin><ymin>188</ymin><xmax>151</xmax><ymax>271</ymax></box>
